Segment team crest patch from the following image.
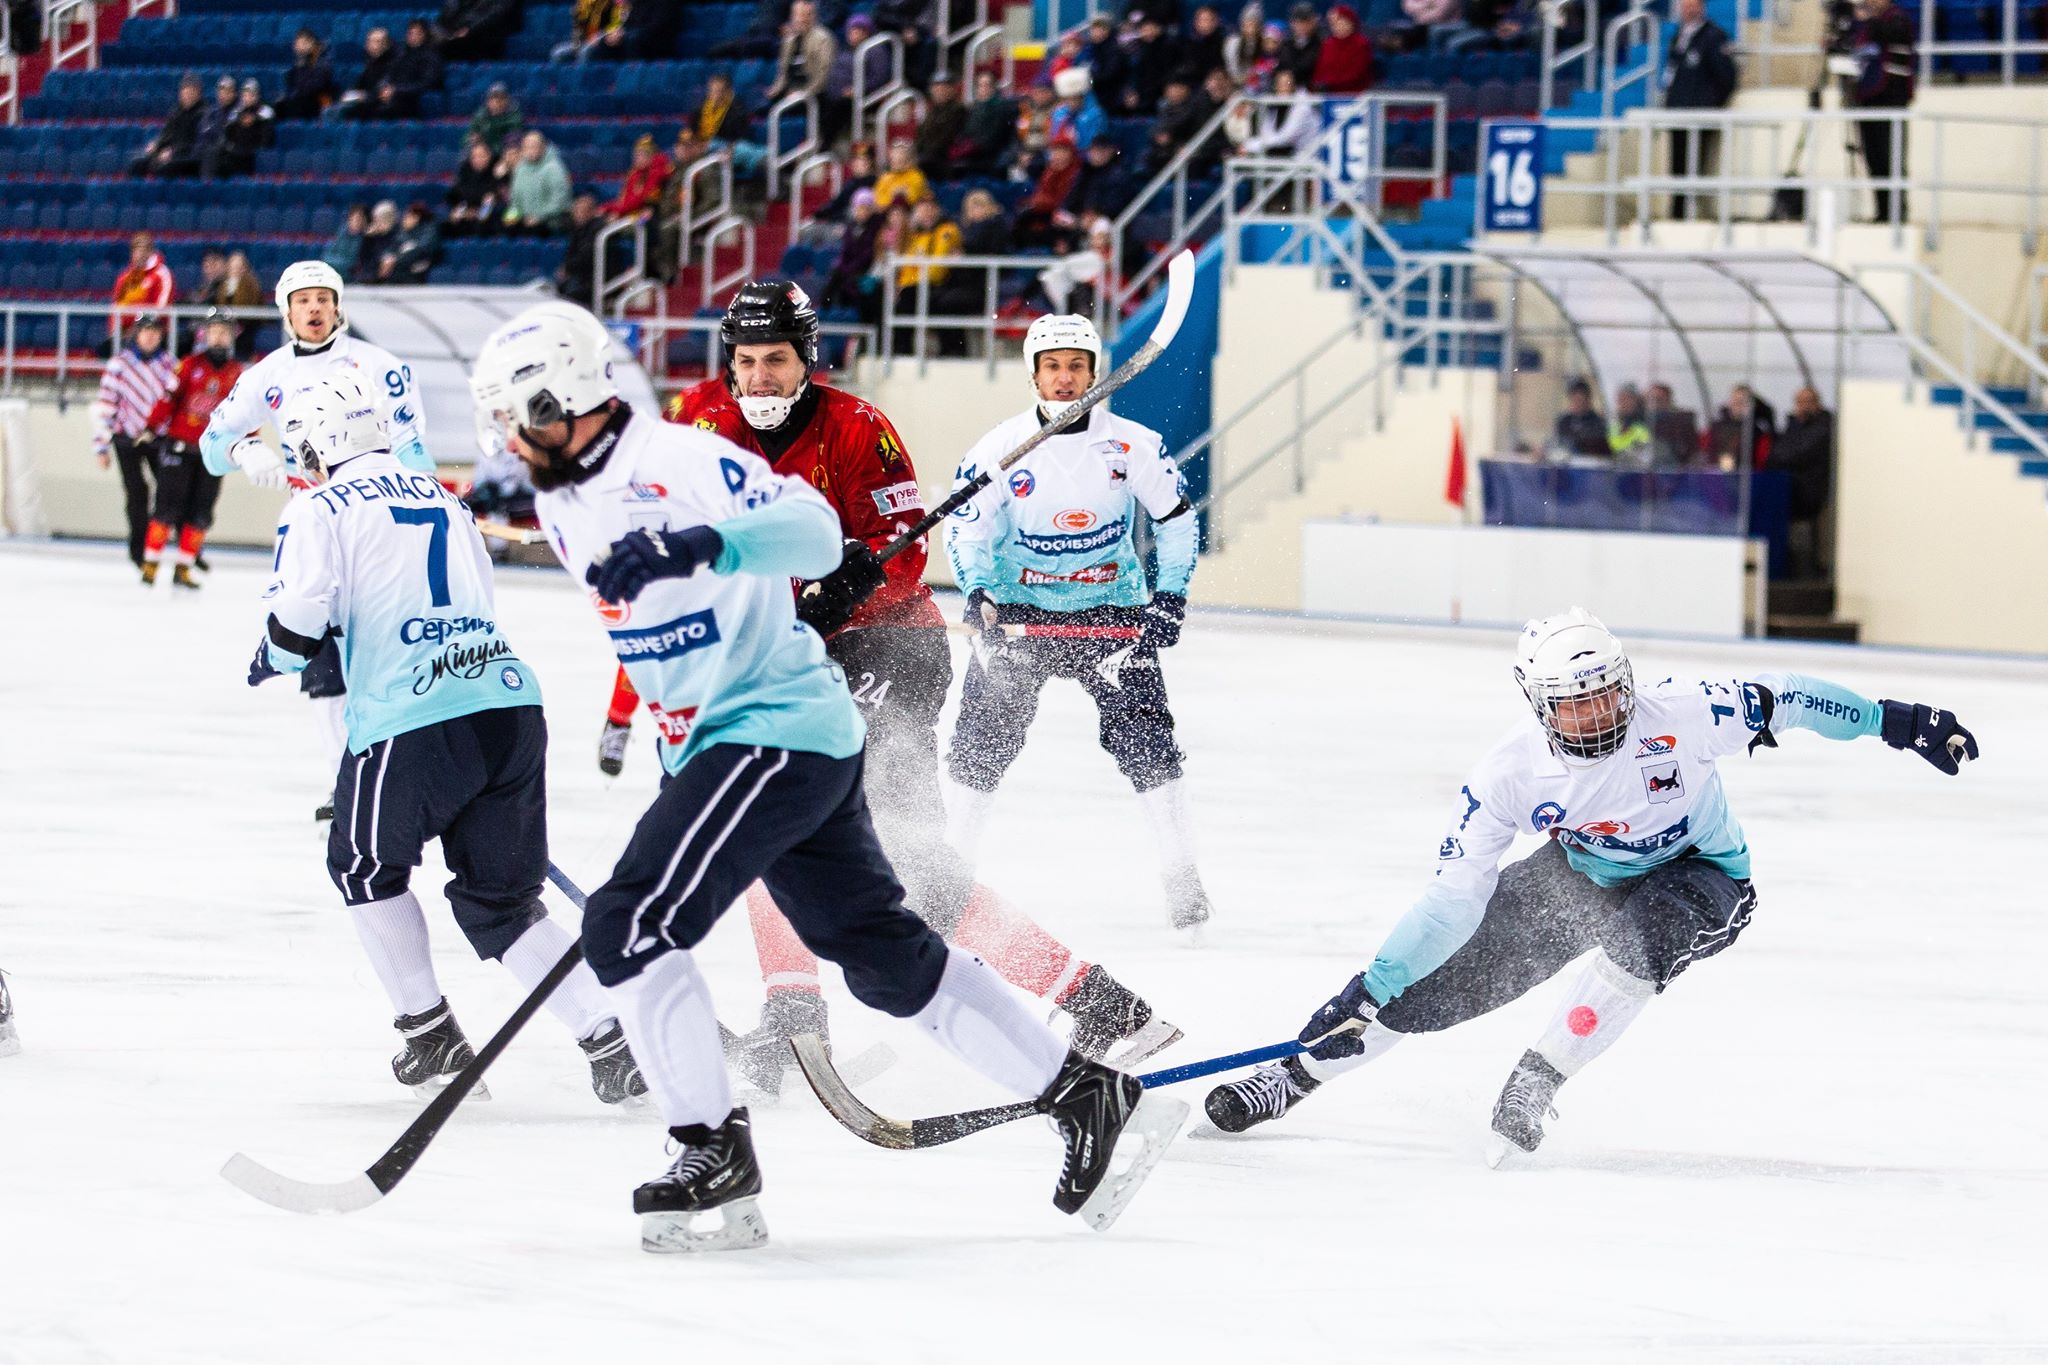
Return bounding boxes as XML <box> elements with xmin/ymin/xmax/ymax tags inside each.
<box><xmin>877</xmin><ymin>427</ymin><xmax>908</xmax><ymax>471</ymax></box>
<box><xmin>500</xmin><ymin>666</ymin><xmax>524</xmax><ymax>691</ymax></box>
<box><xmin>694</xmin><ymin>417</ymin><xmax>718</xmax><ymax>431</ymax></box>
<box><xmin>1641</xmin><ymin>761</ymin><xmax>1684</xmax><ymax>804</ymax></box>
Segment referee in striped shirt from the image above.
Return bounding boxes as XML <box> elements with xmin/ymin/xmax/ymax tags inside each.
<box><xmin>91</xmin><ymin>315</ymin><xmax>177</xmax><ymax>569</ymax></box>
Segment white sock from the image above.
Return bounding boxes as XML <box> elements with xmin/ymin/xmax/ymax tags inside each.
<box><xmin>913</xmin><ymin>947</ymin><xmax>1068</xmax><ymax>1098</ymax></box>
<box><xmin>348</xmin><ymin>891</ymin><xmax>443</xmax><ymax>1017</ymax></box>
<box><xmin>310</xmin><ymin>694</ymin><xmax>349</xmax><ymax>776</ymax></box>
<box><xmin>1533</xmin><ymin>950</ymin><xmax>1655</xmax><ymax>1078</ymax></box>
<box><xmin>1136</xmin><ymin>778</ymin><xmax>1199</xmax><ymax>878</ymax></box>
<box><xmin>608</xmin><ymin>949</ymin><xmax>732</xmax><ymax>1129</ymax></box>
<box><xmin>940</xmin><ymin>777</ymin><xmax>997</xmax><ymax>867</ymax></box>
<box><xmin>499</xmin><ymin>918</ymin><xmax>614</xmax><ymax>1041</ymax></box>
<box><xmin>1298</xmin><ymin>1024</ymin><xmax>1404</xmax><ymax>1083</ymax></box>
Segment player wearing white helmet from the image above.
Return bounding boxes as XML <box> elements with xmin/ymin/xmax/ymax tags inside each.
<box><xmin>198</xmin><ymin>260</ymin><xmax>435</xmax><ymax>822</ymax></box>
<box><xmin>1205</xmin><ymin>608</ymin><xmax>1980</xmax><ymax>1163</ymax></box>
<box><xmin>470</xmin><ymin>301</ymin><xmax>1184</xmax><ymax>1251</ymax></box>
<box><xmin>245</xmin><ymin>374</ymin><xmax>646</xmax><ymax>1108</ymax></box>
<box><xmin>942</xmin><ymin>313</ymin><xmax>1213</xmax><ymax>935</ymax></box>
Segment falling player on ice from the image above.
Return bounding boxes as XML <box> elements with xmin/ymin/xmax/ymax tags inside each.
<box><xmin>654</xmin><ymin>283</ymin><xmax>1180</xmax><ymax>1089</ymax></box>
<box><xmin>201</xmin><ymin>260</ymin><xmax>433</xmax><ymax>823</ymax></box>
<box><xmin>943</xmin><ymin>314</ymin><xmax>1215</xmax><ymax>934</ymax></box>
<box><xmin>1206</xmin><ymin>608</ymin><xmax>1978</xmax><ymax>1163</ymax></box>
<box><xmin>246</xmin><ymin>375</ymin><xmax>646</xmax><ymax>1106</ymax></box>
<box><xmin>469</xmin><ymin>304</ymin><xmax>1184</xmax><ymax>1251</ymax></box>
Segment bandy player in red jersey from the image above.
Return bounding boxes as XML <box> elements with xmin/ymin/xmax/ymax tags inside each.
<box><xmin>611</xmin><ymin>281</ymin><xmax>1182</xmax><ymax>1091</ymax></box>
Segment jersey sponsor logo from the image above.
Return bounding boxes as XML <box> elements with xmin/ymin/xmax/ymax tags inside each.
<box><xmin>609</xmin><ymin>609</ymin><xmax>722</xmax><ymax>662</ymax></box>
<box><xmin>264</xmin><ymin>385</ymin><xmax>284</xmax><ymax>409</ymax></box>
<box><xmin>1530</xmin><ymin>800</ymin><xmax>1567</xmax><ymax>830</ymax></box>
<box><xmin>1563</xmin><ymin>816</ymin><xmax>1691</xmax><ymax>854</ymax></box>
<box><xmin>1052</xmin><ymin>508</ymin><xmax>1097</xmax><ymax>532</ymax></box>
<box><xmin>500</xmin><ymin>666</ymin><xmax>524</xmax><ymax>691</ymax></box>
<box><xmin>399</xmin><ymin>614</ymin><xmax>497</xmax><ymax>646</ymax></box>
<box><xmin>628</xmin><ymin>481</ymin><xmax>669</xmax><ymax>501</ymax></box>
<box><xmin>1641</xmin><ymin>760</ymin><xmax>1684</xmax><ymax>804</ymax></box>
<box><xmin>1016</xmin><ymin>516</ymin><xmax>1125</xmax><ymax>556</ymax></box>
<box><xmin>1635</xmin><ymin>734</ymin><xmax>1677</xmax><ymax>757</ymax></box>
<box><xmin>1018</xmin><ymin>562</ymin><xmax>1119</xmax><ymax>585</ymax></box>
<box><xmin>411</xmin><ymin>638</ymin><xmax>517</xmax><ymax>697</ymax></box>
<box><xmin>646</xmin><ymin>701</ymin><xmax>698</xmax><ymax>745</ymax></box>
<box><xmin>1438</xmin><ymin>837</ymin><xmax>1464</xmax><ymax>859</ymax></box>
<box><xmin>872</xmin><ymin>480</ymin><xmax>923</xmax><ymax>515</ymax></box>
<box><xmin>590</xmin><ymin>591</ymin><xmax>630</xmax><ymax>625</ymax></box>
<box><xmin>1009</xmin><ymin>470</ymin><xmax>1036</xmax><ymax>497</ymax></box>
<box><xmin>1576</xmin><ymin>819</ymin><xmax>1630</xmax><ymax>837</ymax></box>
<box><xmin>393</xmin><ymin>404</ymin><xmax>416</xmax><ymax>426</ymax></box>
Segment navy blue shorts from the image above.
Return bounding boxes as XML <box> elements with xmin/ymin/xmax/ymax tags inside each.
<box><xmin>580</xmin><ymin>743</ymin><xmax>948</xmax><ymax>1014</ymax></box>
<box><xmin>327</xmin><ymin>705</ymin><xmax>549</xmax><ymax>961</ymax></box>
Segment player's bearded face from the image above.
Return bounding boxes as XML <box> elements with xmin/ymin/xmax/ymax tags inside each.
<box><xmin>732</xmin><ymin>343</ymin><xmax>803</xmax><ymax>399</ymax></box>
<box><xmin>290</xmin><ymin>291</ymin><xmax>336</xmax><ymax>344</ymax></box>
<box><xmin>1035</xmin><ymin>351</ymin><xmax>1094</xmax><ymax>404</ymax></box>
<box><xmin>505</xmin><ymin>417</ymin><xmax>578</xmax><ymax>490</ymax></box>
<box><xmin>1553</xmin><ymin>685</ymin><xmax>1626</xmax><ymax>742</ymax></box>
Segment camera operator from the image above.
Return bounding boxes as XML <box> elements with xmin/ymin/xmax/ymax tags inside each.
<box><xmin>1840</xmin><ymin>0</ymin><xmax>1916</xmax><ymax>224</ymax></box>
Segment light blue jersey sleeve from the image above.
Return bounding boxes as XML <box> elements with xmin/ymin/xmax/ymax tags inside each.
<box><xmin>944</xmin><ymin>438</ymin><xmax>1005</xmax><ymax>596</ymax></box>
<box><xmin>1151</xmin><ymin>504</ymin><xmax>1198</xmax><ymax>596</ymax></box>
<box><xmin>1754</xmin><ymin>671</ymin><xmax>1884</xmax><ymax>742</ymax></box>
<box><xmin>1126</xmin><ymin>430</ymin><xmax>1198</xmax><ymax>597</ymax></box>
<box><xmin>712</xmin><ymin>491</ymin><xmax>843</xmax><ymax>579</ymax></box>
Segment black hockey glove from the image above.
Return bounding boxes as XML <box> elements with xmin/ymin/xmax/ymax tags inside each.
<box><xmin>1879</xmin><ymin>699</ymin><xmax>1980</xmax><ymax>776</ymax></box>
<box><xmin>587</xmin><ymin>525</ymin><xmax>725</xmax><ymax>605</ymax></box>
<box><xmin>1297</xmin><ymin>972</ymin><xmax>1382</xmax><ymax>1061</ymax></box>
<box><xmin>963</xmin><ymin>587</ymin><xmax>1010</xmax><ymax>658</ymax></box>
<box><xmin>796</xmin><ymin>539</ymin><xmax>887</xmax><ymax>638</ymax></box>
<box><xmin>246</xmin><ymin>637</ymin><xmax>282</xmax><ymax>687</ymax></box>
<box><xmin>1140</xmin><ymin>591</ymin><xmax>1186</xmax><ymax>650</ymax></box>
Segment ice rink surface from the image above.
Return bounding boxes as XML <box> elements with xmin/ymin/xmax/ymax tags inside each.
<box><xmin>2</xmin><ymin>541</ymin><xmax>2044</xmax><ymax>1364</ymax></box>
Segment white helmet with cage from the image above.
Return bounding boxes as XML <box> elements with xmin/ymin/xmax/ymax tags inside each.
<box><xmin>469</xmin><ymin>302</ymin><xmax>618</xmax><ymax>457</ymax></box>
<box><xmin>1513</xmin><ymin>607</ymin><xmax>1635</xmax><ymax>764</ymax></box>
<box><xmin>274</xmin><ymin>260</ymin><xmax>349</xmax><ymax>345</ymax></box>
<box><xmin>279</xmin><ymin>374</ymin><xmax>388</xmax><ymax>485</ymax></box>
<box><xmin>1023</xmin><ymin>313</ymin><xmax>1102</xmax><ymax>420</ymax></box>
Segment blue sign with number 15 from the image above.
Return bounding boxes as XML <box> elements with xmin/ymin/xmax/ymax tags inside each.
<box><xmin>1481</xmin><ymin>122</ymin><xmax>1545</xmax><ymax>233</ymax></box>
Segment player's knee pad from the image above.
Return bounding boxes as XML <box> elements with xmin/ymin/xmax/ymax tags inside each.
<box><xmin>453</xmin><ymin>893</ymin><xmax>548</xmax><ymax>963</ymax></box>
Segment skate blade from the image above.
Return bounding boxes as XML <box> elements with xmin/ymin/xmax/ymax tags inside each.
<box><xmin>408</xmin><ymin>1076</ymin><xmax>490</xmax><ymax>1103</ymax></box>
<box><xmin>640</xmin><ymin>1196</ymin><xmax>769</xmax><ymax>1254</ymax></box>
<box><xmin>1102</xmin><ymin>1019</ymin><xmax>1183</xmax><ymax>1070</ymax></box>
<box><xmin>1174</xmin><ymin>920</ymin><xmax>1208</xmax><ymax>948</ymax></box>
<box><xmin>1074</xmin><ymin>1092</ymin><xmax>1189</xmax><ymax>1234</ymax></box>
<box><xmin>1484</xmin><ymin>1132</ymin><xmax>1535</xmax><ymax>1170</ymax></box>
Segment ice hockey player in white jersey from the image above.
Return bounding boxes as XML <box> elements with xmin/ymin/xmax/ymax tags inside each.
<box><xmin>942</xmin><ymin>313</ymin><xmax>1213</xmax><ymax>934</ymax></box>
<box><xmin>201</xmin><ymin>260</ymin><xmax>433</xmax><ymax>823</ymax></box>
<box><xmin>1206</xmin><ymin>608</ymin><xmax>1979</xmax><ymax>1163</ymax></box>
<box><xmin>0</xmin><ymin>967</ymin><xmax>19</xmax><ymax>1057</ymax></box>
<box><xmin>247</xmin><ymin>374</ymin><xmax>646</xmax><ymax>1106</ymax></box>
<box><xmin>470</xmin><ymin>302</ymin><xmax>1184</xmax><ymax>1251</ymax></box>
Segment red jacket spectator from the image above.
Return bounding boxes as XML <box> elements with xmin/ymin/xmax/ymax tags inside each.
<box><xmin>110</xmin><ymin>234</ymin><xmax>176</xmax><ymax>340</ymax></box>
<box><xmin>604</xmin><ymin>135</ymin><xmax>673</xmax><ymax>218</ymax></box>
<box><xmin>1310</xmin><ymin>5</ymin><xmax>1374</xmax><ymax>93</ymax></box>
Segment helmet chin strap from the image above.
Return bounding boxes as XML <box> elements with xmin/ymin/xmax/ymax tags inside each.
<box><xmin>1038</xmin><ymin>397</ymin><xmax>1080</xmax><ymax>423</ymax></box>
<box><xmin>738</xmin><ymin>381</ymin><xmax>807</xmax><ymax>431</ymax></box>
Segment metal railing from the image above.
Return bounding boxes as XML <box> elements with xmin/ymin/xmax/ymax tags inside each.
<box><xmin>934</xmin><ymin>0</ymin><xmax>990</xmax><ymax>81</ymax></box>
<box><xmin>1852</xmin><ymin>262</ymin><xmax>2048</xmax><ymax>451</ymax></box>
<box><xmin>960</xmin><ymin>25</ymin><xmax>1013</xmax><ymax>91</ymax></box>
<box><xmin>0</xmin><ymin>301</ymin><xmax>277</xmax><ymax>396</ymax></box>
<box><xmin>592</xmin><ymin>214</ymin><xmax>646</xmax><ymax>316</ymax></box>
<box><xmin>1539</xmin><ymin>0</ymin><xmax>1599</xmax><ymax>111</ymax></box>
<box><xmin>0</xmin><ymin>51</ymin><xmax>17</xmax><ymax>129</ymax></box>
<box><xmin>849</xmin><ymin>31</ymin><xmax>904</xmax><ymax>146</ymax></box>
<box><xmin>2028</xmin><ymin>263</ymin><xmax>2048</xmax><ymax>397</ymax></box>
<box><xmin>785</xmin><ymin>150</ymin><xmax>843</xmax><ymax>240</ymax></box>
<box><xmin>1476</xmin><ymin>107</ymin><xmax>2048</xmax><ymax>251</ymax></box>
<box><xmin>698</xmin><ymin>214</ymin><xmax>755</xmax><ymax>308</ymax></box>
<box><xmin>127</xmin><ymin>0</ymin><xmax>179</xmax><ymax>15</ymax></box>
<box><xmin>1600</xmin><ymin>4</ymin><xmax>1663</xmax><ymax>119</ymax></box>
<box><xmin>868</xmin><ymin>85</ymin><xmax>925</xmax><ymax>150</ymax></box>
<box><xmin>48</xmin><ymin>0</ymin><xmax>97</xmax><ymax>73</ymax></box>
<box><xmin>673</xmin><ymin>148</ymin><xmax>734</xmax><ymax>272</ymax></box>
<box><xmin>877</xmin><ymin>252</ymin><xmax>1076</xmax><ymax>373</ymax></box>
<box><xmin>764</xmin><ymin>92</ymin><xmax>818</xmax><ymax>199</ymax></box>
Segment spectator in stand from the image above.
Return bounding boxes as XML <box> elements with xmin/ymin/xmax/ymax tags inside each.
<box><xmin>1066</xmin><ymin>133</ymin><xmax>1136</xmax><ymax>228</ymax></box>
<box><xmin>1047</xmin><ymin>29</ymin><xmax>1088</xmax><ymax>87</ymax></box>
<box><xmin>1223</xmin><ymin>3</ymin><xmax>1266</xmax><ymax>82</ymax></box>
<box><xmin>1082</xmin><ymin>13</ymin><xmax>1132</xmax><ymax>113</ymax></box>
<box><xmin>956</xmin><ymin>185</ymin><xmax>1013</xmax><ymax>256</ymax></box>
<box><xmin>446</xmin><ymin>139</ymin><xmax>508</xmax><ymax>236</ymax></box>
<box><xmin>376</xmin><ymin>202</ymin><xmax>443</xmax><ymax>284</ymax></box>
<box><xmin>693</xmin><ymin>71</ymin><xmax>767</xmax><ymax>177</ymax></box>
<box><xmin>330</xmin><ymin>27</ymin><xmax>397</xmax><ymax>121</ymax></box>
<box><xmin>91</xmin><ymin>315</ymin><xmax>176</xmax><ymax>569</ymax></box>
<box><xmin>1014</xmin><ymin>139</ymin><xmax>1083</xmax><ymax>246</ymax></box>
<box><xmin>192</xmin><ymin>76</ymin><xmax>239</xmax><ymax>179</ymax></box>
<box><xmin>767</xmin><ymin>0</ymin><xmax>837</xmax><ymax>105</ymax></box>
<box><xmin>1708</xmin><ymin>384</ymin><xmax>1775</xmax><ymax>469</ymax></box>
<box><xmin>1231</xmin><ymin>65</ymin><xmax>1318</xmax><ymax>155</ymax></box>
<box><xmin>1662</xmin><ymin>0</ymin><xmax>1737</xmax><ymax>220</ymax></box>
<box><xmin>1126</xmin><ymin>13</ymin><xmax>1181</xmax><ymax>113</ymax></box>
<box><xmin>604</xmin><ymin>132</ymin><xmax>671</xmax><ymax>260</ymax></box>
<box><xmin>505</xmin><ymin>129</ymin><xmax>574</xmax><ymax>234</ymax></box>
<box><xmin>932</xmin><ymin>187</ymin><xmax>1012</xmax><ymax>341</ymax></box>
<box><xmin>1848</xmin><ymin>0</ymin><xmax>1916</xmax><ymax>223</ymax></box>
<box><xmin>1010</xmin><ymin>82</ymin><xmax>1056</xmax><ymax>180</ymax></box>
<box><xmin>468</xmin><ymin>82</ymin><xmax>525</xmax><ymax>153</ymax></box>
<box><xmin>915</xmin><ymin>73</ymin><xmax>970</xmax><ymax>179</ymax></box>
<box><xmin>1644</xmin><ymin>380</ymin><xmax>1700</xmax><ymax>465</ymax></box>
<box><xmin>554</xmin><ymin>0</ymin><xmax>625</xmax><ymax>61</ymax></box>
<box><xmin>1048</xmin><ymin>65</ymin><xmax>1107</xmax><ymax>153</ymax></box>
<box><xmin>1184</xmin><ymin>5</ymin><xmax>1229</xmax><ymax>76</ymax></box>
<box><xmin>650</xmin><ymin>125</ymin><xmax>713</xmax><ymax>281</ymax></box>
<box><xmin>1037</xmin><ymin>214</ymin><xmax>1116</xmax><ymax>315</ymax></box>
<box><xmin>1311</xmin><ymin>4</ymin><xmax>1374</xmax><ymax>92</ymax></box>
<box><xmin>1279</xmin><ymin>2</ymin><xmax>1324</xmax><ymax>86</ymax></box>
<box><xmin>1145</xmin><ymin>74</ymin><xmax>1210</xmax><ymax>174</ymax></box>
<box><xmin>822</xmin><ymin>187</ymin><xmax>883</xmax><ymax>311</ymax></box>
<box><xmin>1774</xmin><ymin>385</ymin><xmax>1835</xmax><ymax>575</ymax></box>
<box><xmin>1403</xmin><ymin>0</ymin><xmax>1461</xmax><ymax>47</ymax></box>
<box><xmin>894</xmin><ymin>194</ymin><xmax>962</xmax><ymax>354</ymax></box>
<box><xmin>1189</xmin><ymin>67</ymin><xmax>1240</xmax><ymax>173</ymax></box>
<box><xmin>822</xmin><ymin>13</ymin><xmax>887</xmax><ymax>147</ymax></box>
<box><xmin>815</xmin><ymin>141</ymin><xmax>876</xmax><ymax>221</ymax></box>
<box><xmin>188</xmin><ymin>249</ymin><xmax>227</xmax><ymax>326</ymax></box>
<box><xmin>359</xmin><ymin>200</ymin><xmax>400</xmax><ymax>279</ymax></box>
<box><xmin>856</xmin><ymin>198</ymin><xmax>913</xmax><ymax>325</ymax></box>
<box><xmin>873</xmin><ymin>136</ymin><xmax>931</xmax><ymax>208</ymax></box>
<box><xmin>438</xmin><ymin>0</ymin><xmax>520</xmax><ymax>61</ymax></box>
<box><xmin>323</xmin><ymin>203</ymin><xmax>371</xmax><ymax>278</ymax></box>
<box><xmin>209</xmin><ymin>79</ymin><xmax>276</xmax><ymax>179</ymax></box>
<box><xmin>1551</xmin><ymin>379</ymin><xmax>1610</xmax><ymax>457</ymax></box>
<box><xmin>385</xmin><ymin>18</ymin><xmax>448</xmax><ymax>115</ymax></box>
<box><xmin>111</xmin><ymin>233</ymin><xmax>175</xmax><ymax>342</ymax></box>
<box><xmin>958</xmin><ymin>72</ymin><xmax>1016</xmax><ymax>176</ymax></box>
<box><xmin>897</xmin><ymin>14</ymin><xmax>937</xmax><ymax>92</ymax></box>
<box><xmin>274</xmin><ymin>28</ymin><xmax>337</xmax><ymax>120</ymax></box>
<box><xmin>216</xmin><ymin>251</ymin><xmax>264</xmax><ymax>357</ymax></box>
<box><xmin>1608</xmin><ymin>383</ymin><xmax>1652</xmax><ymax>460</ymax></box>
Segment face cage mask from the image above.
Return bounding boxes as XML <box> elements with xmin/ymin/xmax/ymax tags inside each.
<box><xmin>738</xmin><ymin>381</ymin><xmax>807</xmax><ymax>431</ymax></box>
<box><xmin>1522</xmin><ymin>661</ymin><xmax>1635</xmax><ymax>763</ymax></box>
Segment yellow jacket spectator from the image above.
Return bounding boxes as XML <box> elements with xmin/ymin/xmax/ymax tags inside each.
<box><xmin>873</xmin><ymin>138</ymin><xmax>931</xmax><ymax>209</ymax></box>
<box><xmin>896</xmin><ymin>199</ymin><xmax>962</xmax><ymax>290</ymax></box>
<box><xmin>1609</xmin><ymin>384</ymin><xmax>1652</xmax><ymax>459</ymax></box>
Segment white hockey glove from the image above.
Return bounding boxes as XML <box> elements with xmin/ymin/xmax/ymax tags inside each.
<box><xmin>230</xmin><ymin>436</ymin><xmax>288</xmax><ymax>491</ymax></box>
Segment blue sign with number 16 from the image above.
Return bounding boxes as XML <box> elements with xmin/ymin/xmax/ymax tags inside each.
<box><xmin>1481</xmin><ymin>122</ymin><xmax>1545</xmax><ymax>233</ymax></box>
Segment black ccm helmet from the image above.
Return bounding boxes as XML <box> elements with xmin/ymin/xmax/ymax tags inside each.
<box><xmin>720</xmin><ymin>279</ymin><xmax>820</xmax><ymax>374</ymax></box>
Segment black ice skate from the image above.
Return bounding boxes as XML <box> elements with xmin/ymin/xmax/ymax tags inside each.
<box><xmin>634</xmin><ymin>1107</ymin><xmax>769</xmax><ymax>1253</ymax></box>
<box><xmin>0</xmin><ymin>968</ymin><xmax>20</xmax><ymax>1058</ymax></box>
<box><xmin>314</xmin><ymin>800</ymin><xmax>335</xmax><ymax>824</ymax></box>
<box><xmin>1165</xmin><ymin>866</ymin><xmax>1213</xmax><ymax>937</ymax></box>
<box><xmin>724</xmin><ymin>991</ymin><xmax>826</xmax><ymax>1098</ymax></box>
<box><xmin>581</xmin><ymin>1020</ymin><xmax>649</xmax><ymax>1105</ymax></box>
<box><xmin>597</xmin><ymin>719</ymin><xmax>632</xmax><ymax>776</ymax></box>
<box><xmin>1204</xmin><ymin>1054</ymin><xmax>1321</xmax><ymax>1134</ymax></box>
<box><xmin>391</xmin><ymin>998</ymin><xmax>487</xmax><ymax>1100</ymax></box>
<box><xmin>1038</xmin><ymin>1049</ymin><xmax>1188</xmax><ymax>1232</ymax></box>
<box><xmin>1486</xmin><ymin>1049</ymin><xmax>1566</xmax><ymax>1167</ymax></box>
<box><xmin>1062</xmin><ymin>965</ymin><xmax>1183</xmax><ymax>1069</ymax></box>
